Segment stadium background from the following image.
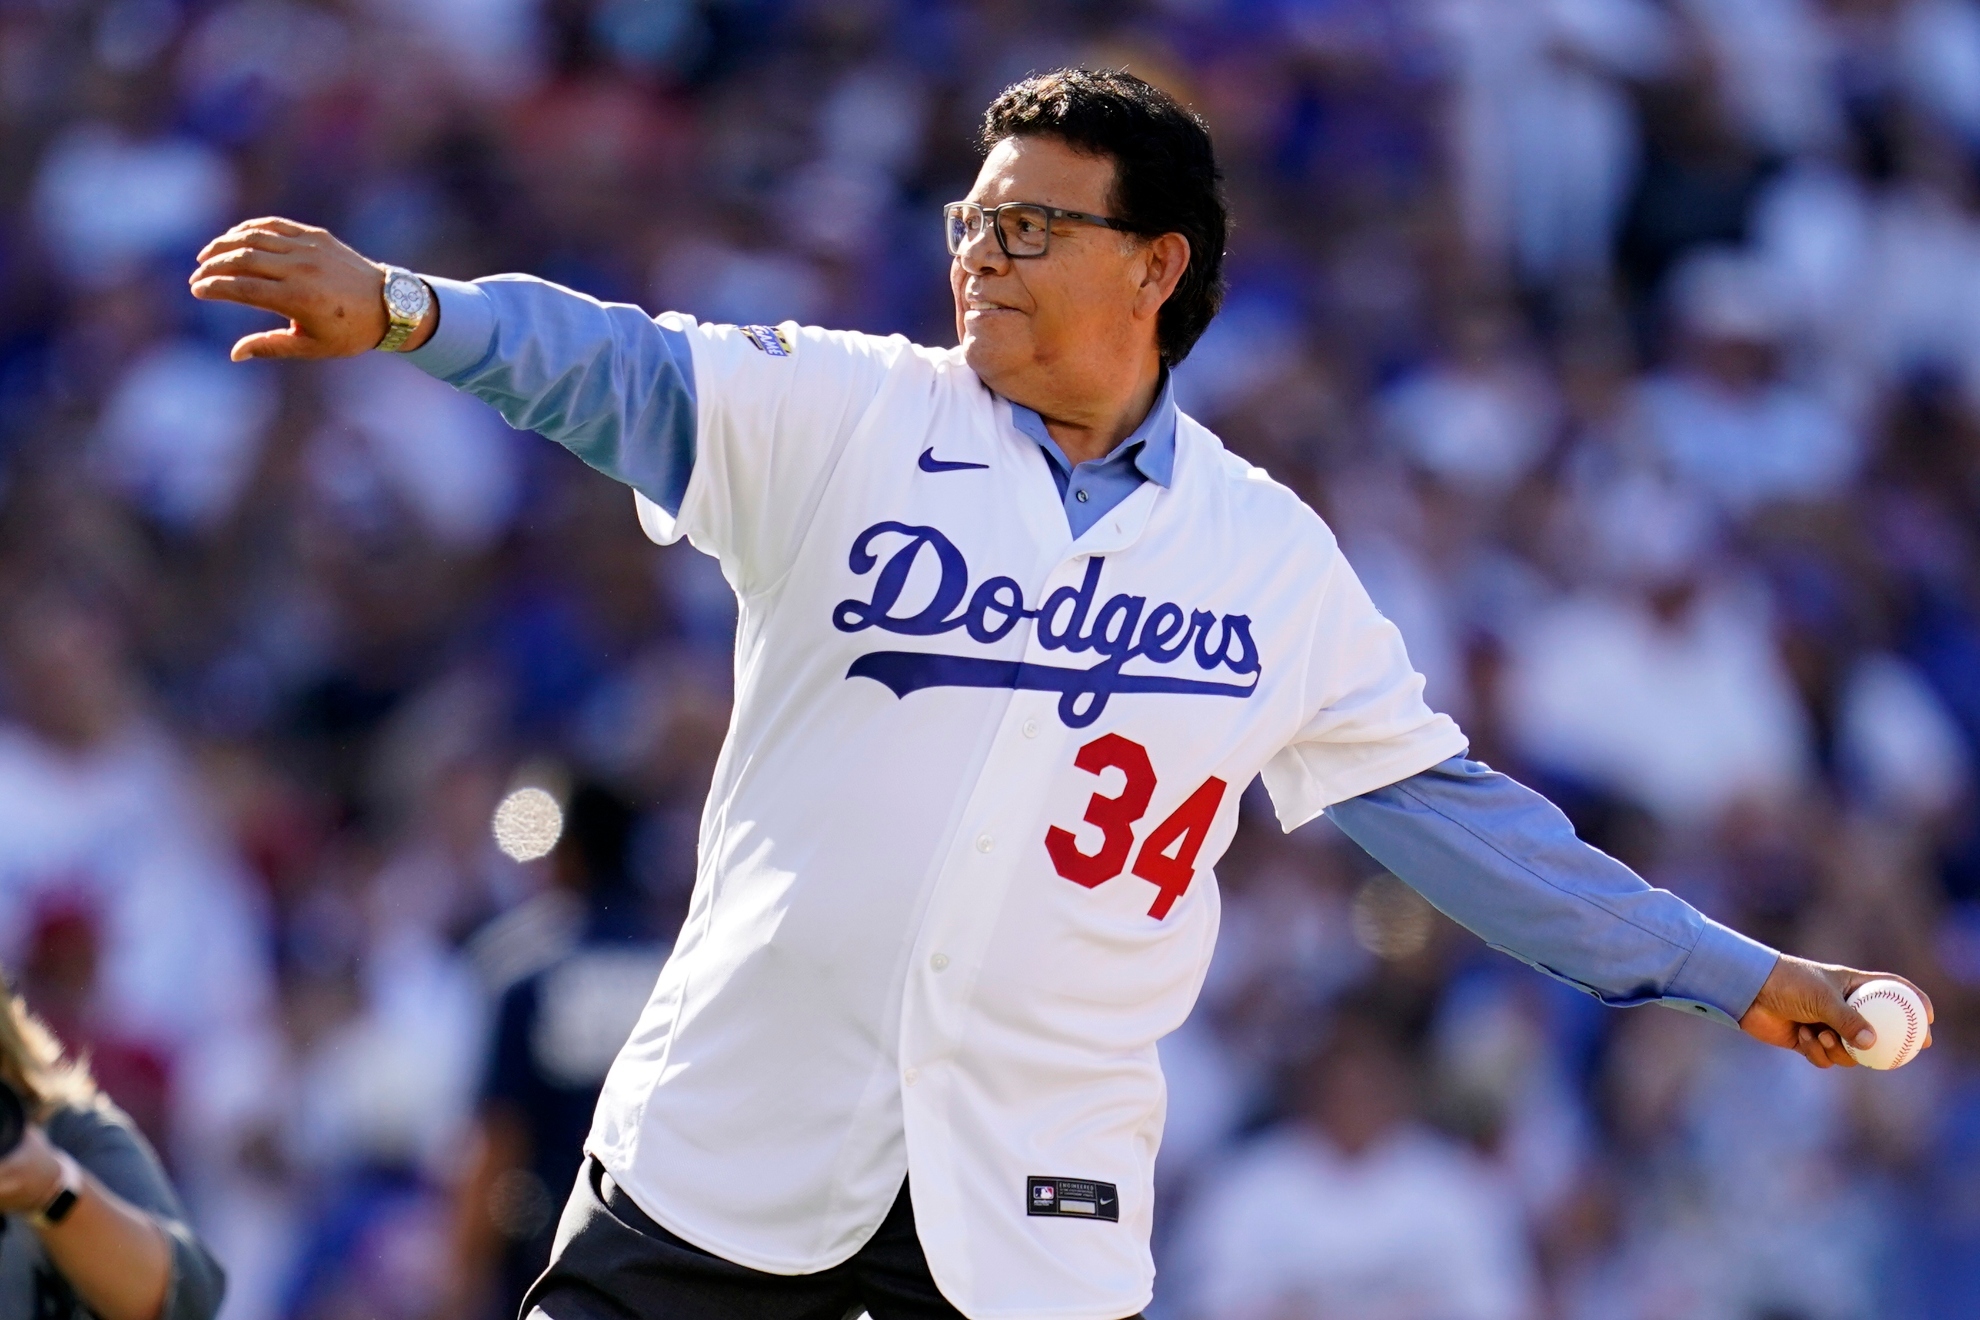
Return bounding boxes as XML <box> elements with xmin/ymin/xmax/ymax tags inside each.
<box><xmin>4</xmin><ymin>0</ymin><xmax>1980</xmax><ymax>1316</ymax></box>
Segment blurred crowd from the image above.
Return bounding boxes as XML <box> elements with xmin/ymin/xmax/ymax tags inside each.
<box><xmin>2</xmin><ymin>0</ymin><xmax>1980</xmax><ymax>1317</ymax></box>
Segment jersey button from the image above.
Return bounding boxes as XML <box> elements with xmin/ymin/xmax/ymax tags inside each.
<box><xmin>975</xmin><ymin>833</ymin><xmax>994</xmax><ymax>853</ymax></box>
<box><xmin>904</xmin><ymin>1068</ymin><xmax>920</xmax><ymax>1086</ymax></box>
<box><xmin>1022</xmin><ymin>717</ymin><xmax>1040</xmax><ymax>738</ymax></box>
<box><xmin>930</xmin><ymin>953</ymin><xmax>949</xmax><ymax>971</ymax></box>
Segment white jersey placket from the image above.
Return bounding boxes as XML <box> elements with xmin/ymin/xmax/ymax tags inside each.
<box><xmin>896</xmin><ymin>477</ymin><xmax>1165</xmax><ymax>1297</ymax></box>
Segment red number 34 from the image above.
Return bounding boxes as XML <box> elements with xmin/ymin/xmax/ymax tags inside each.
<box><xmin>1043</xmin><ymin>734</ymin><xmax>1227</xmax><ymax>920</ymax></box>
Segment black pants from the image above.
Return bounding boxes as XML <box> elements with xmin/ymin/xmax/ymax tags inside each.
<box><xmin>523</xmin><ymin>1158</ymin><xmax>1141</xmax><ymax>1320</ymax></box>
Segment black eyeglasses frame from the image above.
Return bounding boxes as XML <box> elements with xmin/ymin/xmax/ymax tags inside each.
<box><xmin>944</xmin><ymin>200</ymin><xmax>1142</xmax><ymax>259</ymax></box>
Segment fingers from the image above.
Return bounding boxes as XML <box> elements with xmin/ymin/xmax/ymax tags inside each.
<box><xmin>230</xmin><ymin>327</ymin><xmax>323</xmax><ymax>362</ymax></box>
<box><xmin>1794</xmin><ymin>1024</ymin><xmax>1859</xmax><ymax>1068</ymax></box>
<box><xmin>196</xmin><ymin>217</ymin><xmax>318</xmax><ymax>262</ymax></box>
<box><xmin>229</xmin><ymin>215</ymin><xmax>314</xmax><ymax>234</ymax></box>
<box><xmin>192</xmin><ymin>246</ymin><xmax>291</xmax><ymax>283</ymax></box>
<box><xmin>1794</xmin><ymin>1024</ymin><xmax>1833</xmax><ymax>1068</ymax></box>
<box><xmin>190</xmin><ymin>273</ymin><xmax>287</xmax><ymax>311</ymax></box>
<box><xmin>1818</xmin><ymin>1025</ymin><xmax>1857</xmax><ymax>1066</ymax></box>
<box><xmin>1833</xmin><ymin>1000</ymin><xmax>1877</xmax><ymax>1054</ymax></box>
<box><xmin>196</xmin><ymin>230</ymin><xmax>304</xmax><ymax>262</ymax></box>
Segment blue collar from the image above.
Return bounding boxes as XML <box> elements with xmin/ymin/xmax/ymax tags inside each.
<box><xmin>1005</xmin><ymin>371</ymin><xmax>1178</xmax><ymax>488</ymax></box>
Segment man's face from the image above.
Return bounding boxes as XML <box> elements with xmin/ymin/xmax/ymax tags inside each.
<box><xmin>951</xmin><ymin>135</ymin><xmax>1158</xmax><ymax>406</ymax></box>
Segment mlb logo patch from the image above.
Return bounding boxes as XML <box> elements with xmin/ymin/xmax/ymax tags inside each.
<box><xmin>1027</xmin><ymin>1176</ymin><xmax>1117</xmax><ymax>1221</ymax></box>
<box><xmin>742</xmin><ymin>325</ymin><xmax>794</xmax><ymax>357</ymax></box>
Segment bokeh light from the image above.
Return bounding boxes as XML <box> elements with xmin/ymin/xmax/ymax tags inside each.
<box><xmin>492</xmin><ymin>786</ymin><xmax>564</xmax><ymax>862</ymax></box>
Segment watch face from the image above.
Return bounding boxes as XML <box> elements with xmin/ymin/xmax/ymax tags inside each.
<box><xmin>385</xmin><ymin>274</ymin><xmax>425</xmax><ymax>319</ymax></box>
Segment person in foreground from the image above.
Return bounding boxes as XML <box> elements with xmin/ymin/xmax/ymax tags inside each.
<box><xmin>189</xmin><ymin>69</ymin><xmax>1930</xmax><ymax>1320</ymax></box>
<box><xmin>0</xmin><ymin>975</ymin><xmax>226</xmax><ymax>1320</ymax></box>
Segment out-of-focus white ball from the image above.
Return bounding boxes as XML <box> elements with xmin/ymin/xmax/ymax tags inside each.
<box><xmin>1843</xmin><ymin>979</ymin><xmax>1929</xmax><ymax>1070</ymax></box>
<box><xmin>493</xmin><ymin>786</ymin><xmax>564</xmax><ymax>862</ymax></box>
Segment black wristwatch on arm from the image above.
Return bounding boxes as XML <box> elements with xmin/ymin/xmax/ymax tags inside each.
<box><xmin>30</xmin><ymin>1150</ymin><xmax>82</xmax><ymax>1229</ymax></box>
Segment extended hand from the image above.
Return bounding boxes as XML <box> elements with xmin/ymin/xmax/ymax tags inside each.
<box><xmin>188</xmin><ymin>218</ymin><xmax>427</xmax><ymax>361</ymax></box>
<box><xmin>0</xmin><ymin>1123</ymin><xmax>65</xmax><ymax>1214</ymax></box>
<box><xmin>1740</xmin><ymin>955</ymin><xmax>1934</xmax><ymax>1068</ymax></box>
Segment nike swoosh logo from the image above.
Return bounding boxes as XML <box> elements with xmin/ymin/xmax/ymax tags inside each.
<box><xmin>919</xmin><ymin>448</ymin><xmax>990</xmax><ymax>473</ymax></box>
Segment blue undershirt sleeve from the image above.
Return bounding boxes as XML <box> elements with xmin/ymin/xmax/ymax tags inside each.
<box><xmin>1326</xmin><ymin>756</ymin><xmax>1779</xmax><ymax>1026</ymax></box>
<box><xmin>403</xmin><ymin>274</ymin><xmax>699</xmax><ymax>516</ymax></box>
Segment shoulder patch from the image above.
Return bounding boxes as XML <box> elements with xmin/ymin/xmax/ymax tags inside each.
<box><xmin>741</xmin><ymin>325</ymin><xmax>794</xmax><ymax>357</ymax></box>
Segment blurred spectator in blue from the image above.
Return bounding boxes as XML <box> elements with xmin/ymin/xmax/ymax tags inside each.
<box><xmin>442</xmin><ymin>783</ymin><xmax>667</xmax><ymax>1320</ymax></box>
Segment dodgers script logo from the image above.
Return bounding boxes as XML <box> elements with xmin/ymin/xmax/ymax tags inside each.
<box><xmin>833</xmin><ymin>521</ymin><xmax>1261</xmax><ymax>728</ymax></box>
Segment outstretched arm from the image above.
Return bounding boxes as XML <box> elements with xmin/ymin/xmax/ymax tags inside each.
<box><xmin>190</xmin><ymin>217</ymin><xmax>901</xmax><ymax>592</ymax></box>
<box><xmin>1327</xmin><ymin>756</ymin><xmax>1934</xmax><ymax>1069</ymax></box>
<box><xmin>188</xmin><ymin>218</ymin><xmax>698</xmax><ymax>515</ymax></box>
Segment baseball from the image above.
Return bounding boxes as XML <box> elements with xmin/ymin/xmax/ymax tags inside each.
<box><xmin>1843</xmin><ymin>979</ymin><xmax>1929</xmax><ymax>1070</ymax></box>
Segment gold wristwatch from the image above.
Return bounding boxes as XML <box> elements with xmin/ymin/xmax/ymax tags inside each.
<box><xmin>376</xmin><ymin>265</ymin><xmax>432</xmax><ymax>352</ymax></box>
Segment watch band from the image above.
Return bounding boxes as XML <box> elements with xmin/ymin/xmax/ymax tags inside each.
<box><xmin>30</xmin><ymin>1150</ymin><xmax>82</xmax><ymax>1228</ymax></box>
<box><xmin>376</xmin><ymin>265</ymin><xmax>431</xmax><ymax>353</ymax></box>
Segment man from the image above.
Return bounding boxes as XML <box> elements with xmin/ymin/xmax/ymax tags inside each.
<box><xmin>189</xmin><ymin>68</ymin><xmax>1927</xmax><ymax>1320</ymax></box>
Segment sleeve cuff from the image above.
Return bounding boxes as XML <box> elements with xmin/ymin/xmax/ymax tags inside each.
<box><xmin>400</xmin><ymin>275</ymin><xmax>497</xmax><ymax>381</ymax></box>
<box><xmin>1664</xmin><ymin>919</ymin><xmax>1779</xmax><ymax>1026</ymax></box>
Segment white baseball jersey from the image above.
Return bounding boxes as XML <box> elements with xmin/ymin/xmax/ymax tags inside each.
<box><xmin>576</xmin><ymin>318</ymin><xmax>1467</xmax><ymax>1320</ymax></box>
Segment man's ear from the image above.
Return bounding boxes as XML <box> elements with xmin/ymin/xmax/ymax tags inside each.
<box><xmin>1137</xmin><ymin>233</ymin><xmax>1191</xmax><ymax>318</ymax></box>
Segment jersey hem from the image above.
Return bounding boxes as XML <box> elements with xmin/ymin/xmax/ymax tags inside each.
<box><xmin>586</xmin><ymin>1145</ymin><xmax>884</xmax><ymax>1277</ymax></box>
<box><xmin>946</xmin><ymin>1298</ymin><xmax>1155</xmax><ymax>1320</ymax></box>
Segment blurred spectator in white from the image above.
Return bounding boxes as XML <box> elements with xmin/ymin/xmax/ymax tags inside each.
<box><xmin>1327</xmin><ymin>462</ymin><xmax>1473</xmax><ymax>722</ymax></box>
<box><xmin>1379</xmin><ymin>294</ymin><xmax>1562</xmax><ymax>498</ymax></box>
<box><xmin>1161</xmin><ymin>816</ymin><xmax>1368</xmax><ymax>1196</ymax></box>
<box><xmin>287</xmin><ymin>917</ymin><xmax>485</xmax><ymax>1184</ymax></box>
<box><xmin>1747</xmin><ymin>155</ymin><xmax>1875</xmax><ymax>389</ymax></box>
<box><xmin>29</xmin><ymin>124</ymin><xmax>234</xmax><ymax>288</ymax></box>
<box><xmin>1836</xmin><ymin>652</ymin><xmax>1974</xmax><ymax>822</ymax></box>
<box><xmin>364</xmin><ymin>673</ymin><xmax>531</xmax><ymax>945</ymax></box>
<box><xmin>1431</xmin><ymin>0</ymin><xmax>1675</xmax><ymax>284</ymax></box>
<box><xmin>176</xmin><ymin>0</ymin><xmax>354</xmax><ymax>134</ymax></box>
<box><xmin>0</xmin><ymin>587</ymin><xmax>274</xmax><ymax>1091</ymax></box>
<box><xmin>0</xmin><ymin>585</ymin><xmax>286</xmax><ymax>1315</ymax></box>
<box><xmin>354</xmin><ymin>0</ymin><xmax>546</xmax><ymax>99</ymax></box>
<box><xmin>1900</xmin><ymin>0</ymin><xmax>1980</xmax><ymax>149</ymax></box>
<box><xmin>314</xmin><ymin>356</ymin><xmax>524</xmax><ymax>550</ymax></box>
<box><xmin>652</xmin><ymin>239</ymin><xmax>829</xmax><ymax>330</ymax></box>
<box><xmin>1428</xmin><ymin>971</ymin><xmax>1594</xmax><ymax>1228</ymax></box>
<box><xmin>1504</xmin><ymin>477</ymin><xmax>1815</xmax><ymax>825</ymax></box>
<box><xmin>1174</xmin><ymin>1004</ymin><xmax>1539</xmax><ymax>1320</ymax></box>
<box><xmin>94</xmin><ymin>341</ymin><xmax>279</xmax><ymax>532</ymax></box>
<box><xmin>1677</xmin><ymin>0</ymin><xmax>1845</xmax><ymax>156</ymax></box>
<box><xmin>1562</xmin><ymin>1004</ymin><xmax>1881</xmax><ymax>1320</ymax></box>
<box><xmin>1755</xmin><ymin>125</ymin><xmax>1980</xmax><ymax>408</ymax></box>
<box><xmin>1628</xmin><ymin>247</ymin><xmax>1861</xmax><ymax>514</ymax></box>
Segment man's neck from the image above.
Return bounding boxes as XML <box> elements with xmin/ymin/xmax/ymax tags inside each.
<box><xmin>1035</xmin><ymin>355</ymin><xmax>1165</xmax><ymax>467</ymax></box>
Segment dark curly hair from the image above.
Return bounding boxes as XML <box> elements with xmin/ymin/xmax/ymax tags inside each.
<box><xmin>980</xmin><ymin>68</ymin><xmax>1229</xmax><ymax>367</ymax></box>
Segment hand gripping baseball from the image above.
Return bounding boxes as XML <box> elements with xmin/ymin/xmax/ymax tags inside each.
<box><xmin>188</xmin><ymin>218</ymin><xmax>428</xmax><ymax>361</ymax></box>
<box><xmin>1739</xmin><ymin>954</ymin><xmax>1934</xmax><ymax>1069</ymax></box>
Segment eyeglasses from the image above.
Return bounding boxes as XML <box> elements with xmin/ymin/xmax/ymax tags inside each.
<box><xmin>944</xmin><ymin>201</ymin><xmax>1139</xmax><ymax>259</ymax></box>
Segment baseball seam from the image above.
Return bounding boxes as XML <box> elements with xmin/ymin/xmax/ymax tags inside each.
<box><xmin>1856</xmin><ymin>988</ymin><xmax>1921</xmax><ymax>1067</ymax></box>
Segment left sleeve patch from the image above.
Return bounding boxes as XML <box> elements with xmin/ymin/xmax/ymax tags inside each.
<box><xmin>1027</xmin><ymin>1177</ymin><xmax>1119</xmax><ymax>1221</ymax></box>
<box><xmin>741</xmin><ymin>325</ymin><xmax>794</xmax><ymax>357</ymax></box>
